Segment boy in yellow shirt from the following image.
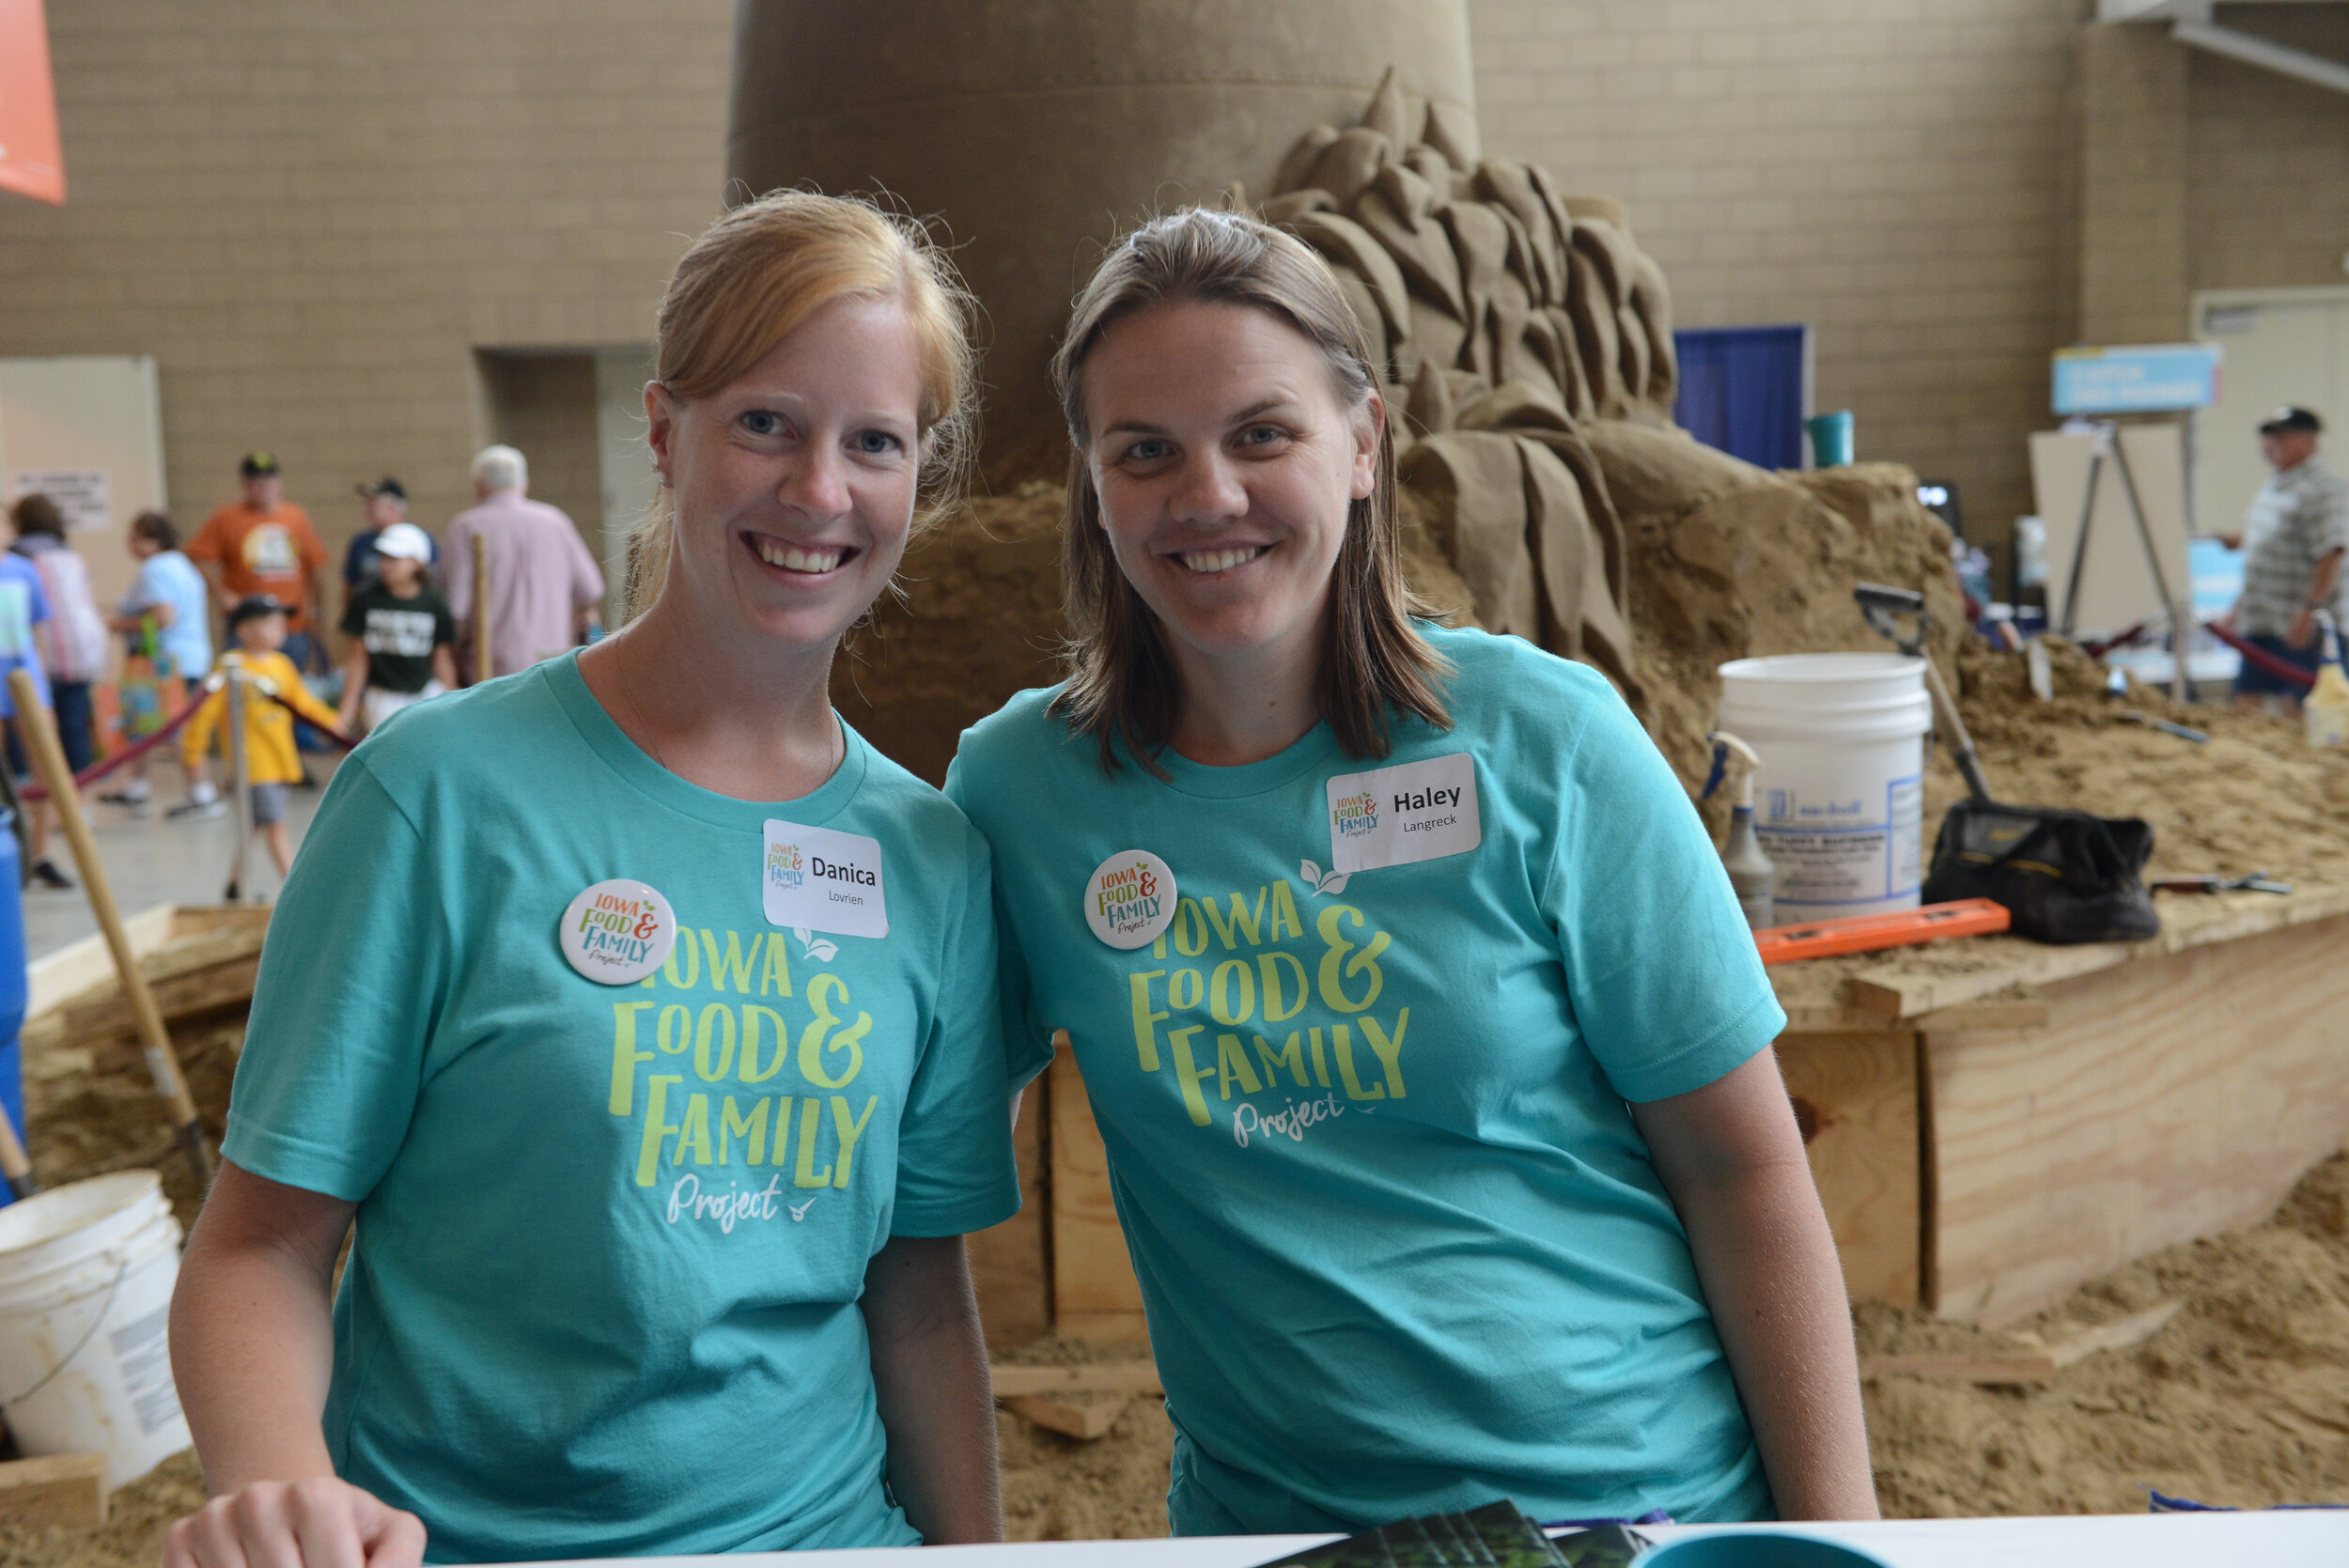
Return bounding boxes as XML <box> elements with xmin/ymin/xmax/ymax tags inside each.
<box><xmin>182</xmin><ymin>595</ymin><xmax>344</xmax><ymax>897</ymax></box>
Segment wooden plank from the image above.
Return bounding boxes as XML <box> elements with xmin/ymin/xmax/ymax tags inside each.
<box><xmin>1000</xmin><ymin>1393</ymin><xmax>1130</xmax><ymax>1439</ymax></box>
<box><xmin>1845</xmin><ymin>882</ymin><xmax>2349</xmax><ymax>1019</ymax></box>
<box><xmin>968</xmin><ymin>1077</ymin><xmax>1050</xmax><ymax>1349</ymax></box>
<box><xmin>1861</xmin><ymin>1301</ymin><xmax>2180</xmax><ymax>1384</ymax></box>
<box><xmin>1775</xmin><ymin>1032</ymin><xmax>1920</xmax><ymax>1307</ymax></box>
<box><xmin>26</xmin><ymin>902</ymin><xmax>176</xmax><ymax>1017</ymax></box>
<box><xmin>22</xmin><ymin>955</ymin><xmax>261</xmax><ymax>1055</ymax></box>
<box><xmin>1913</xmin><ymin>988</ymin><xmax>2049</xmax><ymax>1032</ymax></box>
<box><xmin>989</xmin><ymin>1361</ymin><xmax>1162</xmax><ymax>1398</ymax></box>
<box><xmin>1048</xmin><ymin>1032</ymin><xmax>1146</xmax><ymax>1341</ymax></box>
<box><xmin>1927</xmin><ymin>912</ymin><xmax>2349</xmax><ymax>1324</ymax></box>
<box><xmin>0</xmin><ymin>1452</ymin><xmax>107</xmax><ymax>1527</ymax></box>
<box><xmin>1777</xmin><ymin>986</ymin><xmax>2049</xmax><ymax>1034</ymax></box>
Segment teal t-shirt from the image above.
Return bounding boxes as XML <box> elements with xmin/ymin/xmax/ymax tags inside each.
<box><xmin>945</xmin><ymin>624</ymin><xmax>1784</xmax><ymax>1532</ymax></box>
<box><xmin>224</xmin><ymin>654</ymin><xmax>1019</xmax><ymax>1563</ymax></box>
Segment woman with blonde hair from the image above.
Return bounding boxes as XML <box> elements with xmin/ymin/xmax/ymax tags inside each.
<box><xmin>167</xmin><ymin>192</ymin><xmax>1017</xmax><ymax>1565</ymax></box>
<box><xmin>948</xmin><ymin>209</ymin><xmax>1875</xmax><ymax>1530</ymax></box>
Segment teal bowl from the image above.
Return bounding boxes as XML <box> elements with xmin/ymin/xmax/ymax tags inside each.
<box><xmin>1639</xmin><ymin>1532</ymin><xmax>1895</xmax><ymax>1568</ymax></box>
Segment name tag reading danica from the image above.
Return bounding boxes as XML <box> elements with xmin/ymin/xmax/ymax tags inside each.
<box><xmin>1325</xmin><ymin>753</ymin><xmax>1482</xmax><ymax>874</ymax></box>
<box><xmin>761</xmin><ymin>819</ymin><xmax>889</xmax><ymax>939</ymax></box>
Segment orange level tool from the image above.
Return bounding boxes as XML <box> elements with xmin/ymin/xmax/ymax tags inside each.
<box><xmin>1753</xmin><ymin>898</ymin><xmax>2010</xmax><ymax>965</ymax></box>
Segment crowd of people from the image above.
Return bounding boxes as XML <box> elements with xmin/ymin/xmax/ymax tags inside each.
<box><xmin>0</xmin><ymin>442</ymin><xmax>609</xmax><ymax>896</ymax></box>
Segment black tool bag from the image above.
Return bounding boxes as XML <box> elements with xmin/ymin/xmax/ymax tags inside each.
<box><xmin>1921</xmin><ymin>800</ymin><xmax>2162</xmax><ymax>945</ymax></box>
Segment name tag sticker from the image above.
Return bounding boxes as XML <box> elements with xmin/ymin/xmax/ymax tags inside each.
<box><xmin>1326</xmin><ymin>753</ymin><xmax>1481</xmax><ymax>874</ymax></box>
<box><xmin>763</xmin><ymin>820</ymin><xmax>888</xmax><ymax>939</ymax></box>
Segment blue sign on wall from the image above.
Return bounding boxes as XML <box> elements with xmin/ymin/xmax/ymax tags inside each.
<box><xmin>2051</xmin><ymin>344</ymin><xmax>2221</xmax><ymax>414</ymax></box>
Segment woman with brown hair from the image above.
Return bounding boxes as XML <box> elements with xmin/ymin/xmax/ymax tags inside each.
<box><xmin>166</xmin><ymin>192</ymin><xmax>1018</xmax><ymax>1566</ymax></box>
<box><xmin>947</xmin><ymin>209</ymin><xmax>1875</xmax><ymax>1531</ymax></box>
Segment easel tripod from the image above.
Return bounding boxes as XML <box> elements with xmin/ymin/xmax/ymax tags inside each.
<box><xmin>2057</xmin><ymin>421</ymin><xmax>2191</xmax><ymax>702</ymax></box>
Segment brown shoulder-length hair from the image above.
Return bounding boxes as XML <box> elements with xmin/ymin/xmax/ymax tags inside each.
<box><xmin>1049</xmin><ymin>208</ymin><xmax>1450</xmax><ymax>774</ymax></box>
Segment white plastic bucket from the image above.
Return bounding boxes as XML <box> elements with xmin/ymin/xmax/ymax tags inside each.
<box><xmin>1718</xmin><ymin>653</ymin><xmax>1933</xmax><ymax>922</ymax></box>
<box><xmin>0</xmin><ymin>1170</ymin><xmax>191</xmax><ymax>1487</ymax></box>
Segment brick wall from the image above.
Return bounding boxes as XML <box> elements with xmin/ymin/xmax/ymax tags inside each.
<box><xmin>0</xmin><ymin>1</ymin><xmax>730</xmax><ymax>575</ymax></box>
<box><xmin>2187</xmin><ymin>6</ymin><xmax>2349</xmax><ymax>294</ymax></box>
<box><xmin>1468</xmin><ymin>0</ymin><xmax>2092</xmax><ymax>567</ymax></box>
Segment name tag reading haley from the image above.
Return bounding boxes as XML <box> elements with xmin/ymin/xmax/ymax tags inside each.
<box><xmin>1326</xmin><ymin>753</ymin><xmax>1481</xmax><ymax>874</ymax></box>
<box><xmin>762</xmin><ymin>820</ymin><xmax>888</xmax><ymax>939</ymax></box>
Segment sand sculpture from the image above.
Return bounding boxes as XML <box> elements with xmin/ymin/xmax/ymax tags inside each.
<box><xmin>830</xmin><ymin>70</ymin><xmax>1965</xmax><ymax>798</ymax></box>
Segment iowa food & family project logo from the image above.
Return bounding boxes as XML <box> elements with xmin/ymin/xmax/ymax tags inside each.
<box><xmin>1330</xmin><ymin>789</ymin><xmax>1379</xmax><ymax>839</ymax></box>
<box><xmin>1097</xmin><ymin>858</ymin><xmax>1162</xmax><ymax>934</ymax></box>
<box><xmin>767</xmin><ymin>840</ymin><xmax>805</xmax><ymax>891</ymax></box>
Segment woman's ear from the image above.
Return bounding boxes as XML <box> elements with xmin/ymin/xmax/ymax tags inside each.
<box><xmin>1349</xmin><ymin>390</ymin><xmax>1385</xmax><ymax>502</ymax></box>
<box><xmin>644</xmin><ymin>381</ymin><xmax>677</xmax><ymax>489</ymax></box>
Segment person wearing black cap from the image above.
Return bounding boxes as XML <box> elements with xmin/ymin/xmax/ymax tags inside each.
<box><xmin>179</xmin><ymin>593</ymin><xmax>345</xmax><ymax>899</ymax></box>
<box><xmin>187</xmin><ymin>452</ymin><xmax>329</xmax><ymax>675</ymax></box>
<box><xmin>2223</xmin><ymin>406</ymin><xmax>2349</xmax><ymax>711</ymax></box>
<box><xmin>342</xmin><ymin>477</ymin><xmax>439</xmax><ymax>613</ymax></box>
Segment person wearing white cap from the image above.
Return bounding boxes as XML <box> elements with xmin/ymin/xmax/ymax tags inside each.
<box><xmin>335</xmin><ymin>520</ymin><xmax>457</xmax><ymax>735</ymax></box>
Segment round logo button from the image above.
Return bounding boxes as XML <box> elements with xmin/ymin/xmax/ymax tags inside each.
<box><xmin>1083</xmin><ymin>849</ymin><xmax>1176</xmax><ymax>950</ymax></box>
<box><xmin>558</xmin><ymin>879</ymin><xmax>677</xmax><ymax>985</ymax></box>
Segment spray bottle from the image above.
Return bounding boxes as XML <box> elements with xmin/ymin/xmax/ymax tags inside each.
<box><xmin>1707</xmin><ymin>731</ymin><xmax>1776</xmax><ymax>930</ymax></box>
<box><xmin>2306</xmin><ymin>609</ymin><xmax>2349</xmax><ymax>749</ymax></box>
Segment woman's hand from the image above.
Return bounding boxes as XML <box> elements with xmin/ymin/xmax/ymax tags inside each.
<box><xmin>163</xmin><ymin>1476</ymin><xmax>424</xmax><ymax>1568</ymax></box>
<box><xmin>167</xmin><ymin>1163</ymin><xmax>399</xmax><ymax>1564</ymax></box>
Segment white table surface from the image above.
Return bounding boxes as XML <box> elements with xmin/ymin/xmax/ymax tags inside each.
<box><xmin>503</xmin><ymin>1510</ymin><xmax>2349</xmax><ymax>1568</ymax></box>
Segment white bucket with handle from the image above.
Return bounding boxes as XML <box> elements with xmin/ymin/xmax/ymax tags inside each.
<box><xmin>0</xmin><ymin>1170</ymin><xmax>192</xmax><ymax>1487</ymax></box>
<box><xmin>1718</xmin><ymin>653</ymin><xmax>1934</xmax><ymax>922</ymax></box>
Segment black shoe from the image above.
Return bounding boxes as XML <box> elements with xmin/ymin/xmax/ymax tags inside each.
<box><xmin>223</xmin><ymin>879</ymin><xmax>240</xmax><ymax>903</ymax></box>
<box><xmin>32</xmin><ymin>860</ymin><xmax>72</xmax><ymax>891</ymax></box>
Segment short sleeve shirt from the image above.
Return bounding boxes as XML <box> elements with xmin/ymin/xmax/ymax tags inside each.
<box><xmin>122</xmin><ymin>551</ymin><xmax>212</xmax><ymax>678</ymax></box>
<box><xmin>2237</xmin><ymin>458</ymin><xmax>2349</xmax><ymax>638</ymax></box>
<box><xmin>187</xmin><ymin>502</ymin><xmax>327</xmax><ymax>626</ymax></box>
<box><xmin>944</xmin><ymin>625</ymin><xmax>1783</xmax><ymax>1533</ymax></box>
<box><xmin>224</xmin><ymin>655</ymin><xmax>1019</xmax><ymax>1562</ymax></box>
<box><xmin>0</xmin><ymin>554</ymin><xmax>54</xmax><ymax>718</ymax></box>
<box><xmin>339</xmin><ymin>582</ymin><xmax>455</xmax><ymax>694</ymax></box>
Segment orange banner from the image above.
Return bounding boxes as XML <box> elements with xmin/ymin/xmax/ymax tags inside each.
<box><xmin>0</xmin><ymin>0</ymin><xmax>64</xmax><ymax>205</ymax></box>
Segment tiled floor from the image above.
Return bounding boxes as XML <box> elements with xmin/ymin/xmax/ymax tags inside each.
<box><xmin>19</xmin><ymin>753</ymin><xmax>337</xmax><ymax>961</ymax></box>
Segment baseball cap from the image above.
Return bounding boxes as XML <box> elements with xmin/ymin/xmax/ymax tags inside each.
<box><xmin>2259</xmin><ymin>406</ymin><xmax>2323</xmax><ymax>435</ymax></box>
<box><xmin>240</xmin><ymin>451</ymin><xmax>281</xmax><ymax>477</ymax></box>
<box><xmin>226</xmin><ymin>593</ymin><xmax>288</xmax><ymax>629</ymax></box>
<box><xmin>355</xmin><ymin>476</ymin><xmax>407</xmax><ymax>502</ymax></box>
<box><xmin>373</xmin><ymin>521</ymin><xmax>433</xmax><ymax>562</ymax></box>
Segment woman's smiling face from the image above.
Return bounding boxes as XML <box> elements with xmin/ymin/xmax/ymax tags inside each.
<box><xmin>1081</xmin><ymin>299</ymin><xmax>1379</xmax><ymax>669</ymax></box>
<box><xmin>647</xmin><ymin>293</ymin><xmax>924</xmax><ymax>653</ymax></box>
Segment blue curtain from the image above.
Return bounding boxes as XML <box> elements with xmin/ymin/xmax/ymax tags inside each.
<box><xmin>1672</xmin><ymin>324</ymin><xmax>1808</xmax><ymax>470</ymax></box>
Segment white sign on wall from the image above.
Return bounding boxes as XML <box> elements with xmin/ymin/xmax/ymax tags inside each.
<box><xmin>8</xmin><ymin>469</ymin><xmax>111</xmax><ymax>532</ymax></box>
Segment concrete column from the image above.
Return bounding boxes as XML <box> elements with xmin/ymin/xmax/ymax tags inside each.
<box><xmin>2077</xmin><ymin>23</ymin><xmax>2190</xmax><ymax>347</ymax></box>
<box><xmin>728</xmin><ymin>0</ymin><xmax>1478</xmax><ymax>473</ymax></box>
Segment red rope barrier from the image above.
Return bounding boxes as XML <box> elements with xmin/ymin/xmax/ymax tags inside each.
<box><xmin>17</xmin><ymin>669</ymin><xmax>360</xmax><ymax>801</ymax></box>
<box><xmin>2202</xmin><ymin>619</ymin><xmax>2319</xmax><ymax>691</ymax></box>
<box><xmin>17</xmin><ymin>681</ymin><xmax>214</xmax><ymax>800</ymax></box>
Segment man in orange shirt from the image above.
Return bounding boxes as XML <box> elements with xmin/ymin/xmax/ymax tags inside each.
<box><xmin>186</xmin><ymin>451</ymin><xmax>329</xmax><ymax>672</ymax></box>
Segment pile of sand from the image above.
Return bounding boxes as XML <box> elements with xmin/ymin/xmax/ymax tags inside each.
<box><xmin>1862</xmin><ymin>1153</ymin><xmax>2349</xmax><ymax>1515</ymax></box>
<box><xmin>1930</xmin><ymin>634</ymin><xmax>2349</xmax><ymax>885</ymax></box>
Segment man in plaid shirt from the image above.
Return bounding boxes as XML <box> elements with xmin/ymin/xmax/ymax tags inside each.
<box><xmin>2225</xmin><ymin>407</ymin><xmax>2348</xmax><ymax>713</ymax></box>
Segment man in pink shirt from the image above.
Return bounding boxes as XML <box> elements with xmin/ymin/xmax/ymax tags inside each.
<box><xmin>442</xmin><ymin>445</ymin><xmax>606</xmax><ymax>679</ymax></box>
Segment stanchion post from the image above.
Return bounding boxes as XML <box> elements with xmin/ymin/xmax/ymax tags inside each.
<box><xmin>471</xmin><ymin>532</ymin><xmax>490</xmax><ymax>686</ymax></box>
<box><xmin>7</xmin><ymin>670</ymin><xmax>213</xmax><ymax>1186</ymax></box>
<box><xmin>226</xmin><ymin>669</ymin><xmax>252</xmax><ymax>904</ymax></box>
